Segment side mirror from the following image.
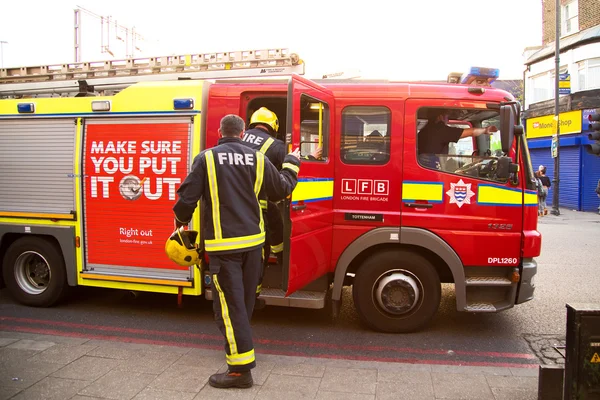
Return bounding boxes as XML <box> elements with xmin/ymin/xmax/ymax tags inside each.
<box><xmin>500</xmin><ymin>105</ymin><xmax>515</xmax><ymax>154</ymax></box>
<box><xmin>496</xmin><ymin>156</ymin><xmax>519</xmax><ymax>180</ymax></box>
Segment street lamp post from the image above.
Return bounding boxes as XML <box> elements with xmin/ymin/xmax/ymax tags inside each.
<box><xmin>0</xmin><ymin>41</ymin><xmax>7</xmax><ymax>68</ymax></box>
<box><xmin>551</xmin><ymin>0</ymin><xmax>561</xmax><ymax>216</ymax></box>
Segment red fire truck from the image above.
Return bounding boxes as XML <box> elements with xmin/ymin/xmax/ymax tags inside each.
<box><xmin>0</xmin><ymin>48</ymin><xmax>540</xmax><ymax>332</ymax></box>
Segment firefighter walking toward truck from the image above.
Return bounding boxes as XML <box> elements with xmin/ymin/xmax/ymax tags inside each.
<box><xmin>172</xmin><ymin>114</ymin><xmax>300</xmax><ymax>389</ymax></box>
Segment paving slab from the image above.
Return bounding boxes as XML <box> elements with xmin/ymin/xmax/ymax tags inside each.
<box><xmin>0</xmin><ymin>386</ymin><xmax>22</xmax><ymax>400</ymax></box>
<box><xmin>0</xmin><ymin>359</ymin><xmax>63</xmax><ymax>390</ymax></box>
<box><xmin>149</xmin><ymin>363</ymin><xmax>215</xmax><ymax>393</ymax></box>
<box><xmin>258</xmin><ymin>374</ymin><xmax>321</xmax><ymax>399</ymax></box>
<box><xmin>491</xmin><ymin>386</ymin><xmax>538</xmax><ymax>400</ymax></box>
<box><xmin>486</xmin><ymin>375</ymin><xmax>538</xmax><ymax>390</ymax></box>
<box><xmin>0</xmin><ymin>339</ymin><xmax>18</xmax><ymax>348</ymax></box>
<box><xmin>27</xmin><ymin>343</ymin><xmax>98</xmax><ymax>365</ymax></box>
<box><xmin>510</xmin><ymin>367</ymin><xmax>540</xmax><ymax>377</ymax></box>
<box><xmin>133</xmin><ymin>387</ymin><xmax>197</xmax><ymax>400</ymax></box>
<box><xmin>376</xmin><ymin>380</ymin><xmax>435</xmax><ymax>400</ymax></box>
<box><xmin>432</xmin><ymin>372</ymin><xmax>495</xmax><ymax>400</ymax></box>
<box><xmin>430</xmin><ymin>364</ymin><xmax>513</xmax><ymax>376</ymax></box>
<box><xmin>196</xmin><ymin>384</ymin><xmax>261</xmax><ymax>399</ymax></box>
<box><xmin>77</xmin><ymin>370</ymin><xmax>158</xmax><ymax>400</ymax></box>
<box><xmin>6</xmin><ymin>339</ymin><xmax>55</xmax><ymax>352</ymax></box>
<box><xmin>319</xmin><ymin>366</ymin><xmax>377</xmax><ymax>395</ymax></box>
<box><xmin>315</xmin><ymin>391</ymin><xmax>375</xmax><ymax>400</ymax></box>
<box><xmin>271</xmin><ymin>361</ymin><xmax>325</xmax><ymax>378</ymax></box>
<box><xmin>114</xmin><ymin>350</ymin><xmax>182</xmax><ymax>375</ymax></box>
<box><xmin>9</xmin><ymin>376</ymin><xmax>89</xmax><ymax>400</ymax></box>
<box><xmin>50</xmin><ymin>355</ymin><xmax>121</xmax><ymax>381</ymax></box>
<box><xmin>0</xmin><ymin>348</ymin><xmax>39</xmax><ymax>368</ymax></box>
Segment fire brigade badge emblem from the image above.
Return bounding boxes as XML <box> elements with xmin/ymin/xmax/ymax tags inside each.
<box><xmin>446</xmin><ymin>179</ymin><xmax>475</xmax><ymax>208</ymax></box>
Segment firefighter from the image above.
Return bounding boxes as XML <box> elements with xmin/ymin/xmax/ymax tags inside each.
<box><xmin>241</xmin><ymin>107</ymin><xmax>321</xmax><ymax>267</ymax></box>
<box><xmin>418</xmin><ymin>108</ymin><xmax>498</xmax><ymax>170</ymax></box>
<box><xmin>241</xmin><ymin>107</ymin><xmax>287</xmax><ymax>269</ymax></box>
<box><xmin>172</xmin><ymin>114</ymin><xmax>300</xmax><ymax>389</ymax></box>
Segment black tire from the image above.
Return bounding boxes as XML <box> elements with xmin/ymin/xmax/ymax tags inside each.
<box><xmin>2</xmin><ymin>236</ymin><xmax>68</xmax><ymax>307</ymax></box>
<box><xmin>352</xmin><ymin>249</ymin><xmax>441</xmax><ymax>333</ymax></box>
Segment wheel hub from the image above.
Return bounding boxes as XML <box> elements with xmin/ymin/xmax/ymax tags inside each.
<box><xmin>14</xmin><ymin>251</ymin><xmax>51</xmax><ymax>295</ymax></box>
<box><xmin>375</xmin><ymin>272</ymin><xmax>420</xmax><ymax>315</ymax></box>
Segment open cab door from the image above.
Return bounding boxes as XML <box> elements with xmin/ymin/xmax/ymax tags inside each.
<box><xmin>283</xmin><ymin>75</ymin><xmax>335</xmax><ymax>296</ymax></box>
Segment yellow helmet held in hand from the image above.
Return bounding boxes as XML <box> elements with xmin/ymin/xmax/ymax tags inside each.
<box><xmin>249</xmin><ymin>107</ymin><xmax>279</xmax><ymax>133</ymax></box>
<box><xmin>165</xmin><ymin>227</ymin><xmax>201</xmax><ymax>266</ymax></box>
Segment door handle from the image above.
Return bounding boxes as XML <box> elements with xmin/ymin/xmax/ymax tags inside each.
<box><xmin>292</xmin><ymin>204</ymin><xmax>307</xmax><ymax>211</ymax></box>
<box><xmin>404</xmin><ymin>202</ymin><xmax>433</xmax><ymax>209</ymax></box>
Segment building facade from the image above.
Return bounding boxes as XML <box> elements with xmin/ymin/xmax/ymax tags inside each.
<box><xmin>523</xmin><ymin>0</ymin><xmax>600</xmax><ymax>212</ymax></box>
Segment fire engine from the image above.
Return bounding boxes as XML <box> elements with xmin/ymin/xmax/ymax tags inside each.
<box><xmin>0</xmin><ymin>48</ymin><xmax>541</xmax><ymax>333</ymax></box>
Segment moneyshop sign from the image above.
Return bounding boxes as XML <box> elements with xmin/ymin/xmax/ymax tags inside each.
<box><xmin>526</xmin><ymin>110</ymin><xmax>582</xmax><ymax>139</ymax></box>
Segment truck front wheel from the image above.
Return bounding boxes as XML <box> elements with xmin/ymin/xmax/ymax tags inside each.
<box><xmin>2</xmin><ymin>237</ymin><xmax>68</xmax><ymax>307</ymax></box>
<box><xmin>352</xmin><ymin>249</ymin><xmax>441</xmax><ymax>333</ymax></box>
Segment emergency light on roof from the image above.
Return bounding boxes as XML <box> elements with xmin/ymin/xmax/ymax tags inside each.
<box><xmin>174</xmin><ymin>98</ymin><xmax>194</xmax><ymax>110</ymax></box>
<box><xmin>17</xmin><ymin>103</ymin><xmax>35</xmax><ymax>113</ymax></box>
<box><xmin>460</xmin><ymin>67</ymin><xmax>500</xmax><ymax>86</ymax></box>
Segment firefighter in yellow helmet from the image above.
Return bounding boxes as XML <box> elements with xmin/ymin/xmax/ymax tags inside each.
<box><xmin>240</xmin><ymin>107</ymin><xmax>287</xmax><ymax>308</ymax></box>
<box><xmin>172</xmin><ymin>114</ymin><xmax>300</xmax><ymax>389</ymax></box>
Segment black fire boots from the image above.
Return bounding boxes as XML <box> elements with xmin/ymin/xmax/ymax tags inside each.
<box><xmin>208</xmin><ymin>370</ymin><xmax>253</xmax><ymax>389</ymax></box>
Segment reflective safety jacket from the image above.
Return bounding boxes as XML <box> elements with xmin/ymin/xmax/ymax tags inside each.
<box><xmin>173</xmin><ymin>137</ymin><xmax>299</xmax><ymax>254</ymax></box>
<box><xmin>241</xmin><ymin>127</ymin><xmax>286</xmax><ymax>170</ymax></box>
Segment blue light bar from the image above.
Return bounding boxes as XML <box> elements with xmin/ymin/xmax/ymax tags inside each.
<box><xmin>173</xmin><ymin>98</ymin><xmax>194</xmax><ymax>110</ymax></box>
<box><xmin>461</xmin><ymin>67</ymin><xmax>500</xmax><ymax>86</ymax></box>
<box><xmin>17</xmin><ymin>103</ymin><xmax>35</xmax><ymax>113</ymax></box>
<box><xmin>469</xmin><ymin>67</ymin><xmax>500</xmax><ymax>79</ymax></box>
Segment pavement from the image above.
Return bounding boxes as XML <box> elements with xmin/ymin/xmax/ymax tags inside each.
<box><xmin>0</xmin><ymin>330</ymin><xmax>540</xmax><ymax>400</ymax></box>
<box><xmin>4</xmin><ymin>207</ymin><xmax>598</xmax><ymax>400</ymax></box>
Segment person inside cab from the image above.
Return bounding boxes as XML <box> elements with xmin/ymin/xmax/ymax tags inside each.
<box><xmin>418</xmin><ymin>108</ymin><xmax>497</xmax><ymax>170</ymax></box>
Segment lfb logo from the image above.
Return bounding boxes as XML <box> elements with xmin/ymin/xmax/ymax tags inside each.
<box><xmin>342</xmin><ymin>179</ymin><xmax>389</xmax><ymax>196</ymax></box>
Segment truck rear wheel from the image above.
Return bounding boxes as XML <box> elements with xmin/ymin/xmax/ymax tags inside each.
<box><xmin>352</xmin><ymin>249</ymin><xmax>440</xmax><ymax>333</ymax></box>
<box><xmin>2</xmin><ymin>236</ymin><xmax>68</xmax><ymax>307</ymax></box>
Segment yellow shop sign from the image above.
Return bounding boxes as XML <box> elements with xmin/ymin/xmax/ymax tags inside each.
<box><xmin>526</xmin><ymin>110</ymin><xmax>582</xmax><ymax>138</ymax></box>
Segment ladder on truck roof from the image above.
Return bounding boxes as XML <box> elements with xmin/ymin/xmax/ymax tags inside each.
<box><xmin>0</xmin><ymin>48</ymin><xmax>304</xmax><ymax>98</ymax></box>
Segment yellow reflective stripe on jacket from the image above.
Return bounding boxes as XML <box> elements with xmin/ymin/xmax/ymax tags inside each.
<box><xmin>254</xmin><ymin>152</ymin><xmax>265</xmax><ymax>232</ymax></box>
<box><xmin>204</xmin><ymin>232</ymin><xmax>266</xmax><ymax>252</ymax></box>
<box><xmin>271</xmin><ymin>242</ymin><xmax>283</xmax><ymax>253</ymax></box>
<box><xmin>259</xmin><ymin>137</ymin><xmax>274</xmax><ymax>154</ymax></box>
<box><xmin>259</xmin><ymin>200</ymin><xmax>268</xmax><ymax>210</ymax></box>
<box><xmin>213</xmin><ymin>275</ymin><xmax>237</xmax><ymax>355</ymax></box>
<box><xmin>282</xmin><ymin>162</ymin><xmax>299</xmax><ymax>174</ymax></box>
<box><xmin>226</xmin><ymin>349</ymin><xmax>256</xmax><ymax>366</ymax></box>
<box><xmin>205</xmin><ymin>151</ymin><xmax>222</xmax><ymax>239</ymax></box>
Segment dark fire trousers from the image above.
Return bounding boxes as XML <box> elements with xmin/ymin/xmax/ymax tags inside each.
<box><xmin>210</xmin><ymin>247</ymin><xmax>262</xmax><ymax>372</ymax></box>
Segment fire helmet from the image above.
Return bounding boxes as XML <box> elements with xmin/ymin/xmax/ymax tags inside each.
<box><xmin>249</xmin><ymin>107</ymin><xmax>279</xmax><ymax>133</ymax></box>
<box><xmin>165</xmin><ymin>227</ymin><xmax>200</xmax><ymax>266</ymax></box>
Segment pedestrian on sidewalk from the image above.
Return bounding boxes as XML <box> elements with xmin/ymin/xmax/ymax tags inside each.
<box><xmin>171</xmin><ymin>114</ymin><xmax>301</xmax><ymax>389</ymax></box>
<box><xmin>596</xmin><ymin>178</ymin><xmax>600</xmax><ymax>214</ymax></box>
<box><xmin>536</xmin><ymin>165</ymin><xmax>551</xmax><ymax>216</ymax></box>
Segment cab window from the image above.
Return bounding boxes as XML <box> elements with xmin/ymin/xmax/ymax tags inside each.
<box><xmin>299</xmin><ymin>94</ymin><xmax>329</xmax><ymax>162</ymax></box>
<box><xmin>341</xmin><ymin>106</ymin><xmax>391</xmax><ymax>165</ymax></box>
<box><xmin>417</xmin><ymin>107</ymin><xmax>506</xmax><ymax>183</ymax></box>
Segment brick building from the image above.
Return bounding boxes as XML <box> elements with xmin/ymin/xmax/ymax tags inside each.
<box><xmin>523</xmin><ymin>0</ymin><xmax>600</xmax><ymax>212</ymax></box>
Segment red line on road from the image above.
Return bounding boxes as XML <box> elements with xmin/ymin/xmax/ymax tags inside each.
<box><xmin>0</xmin><ymin>316</ymin><xmax>536</xmax><ymax>361</ymax></box>
<box><xmin>0</xmin><ymin>324</ymin><xmax>538</xmax><ymax>369</ymax></box>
